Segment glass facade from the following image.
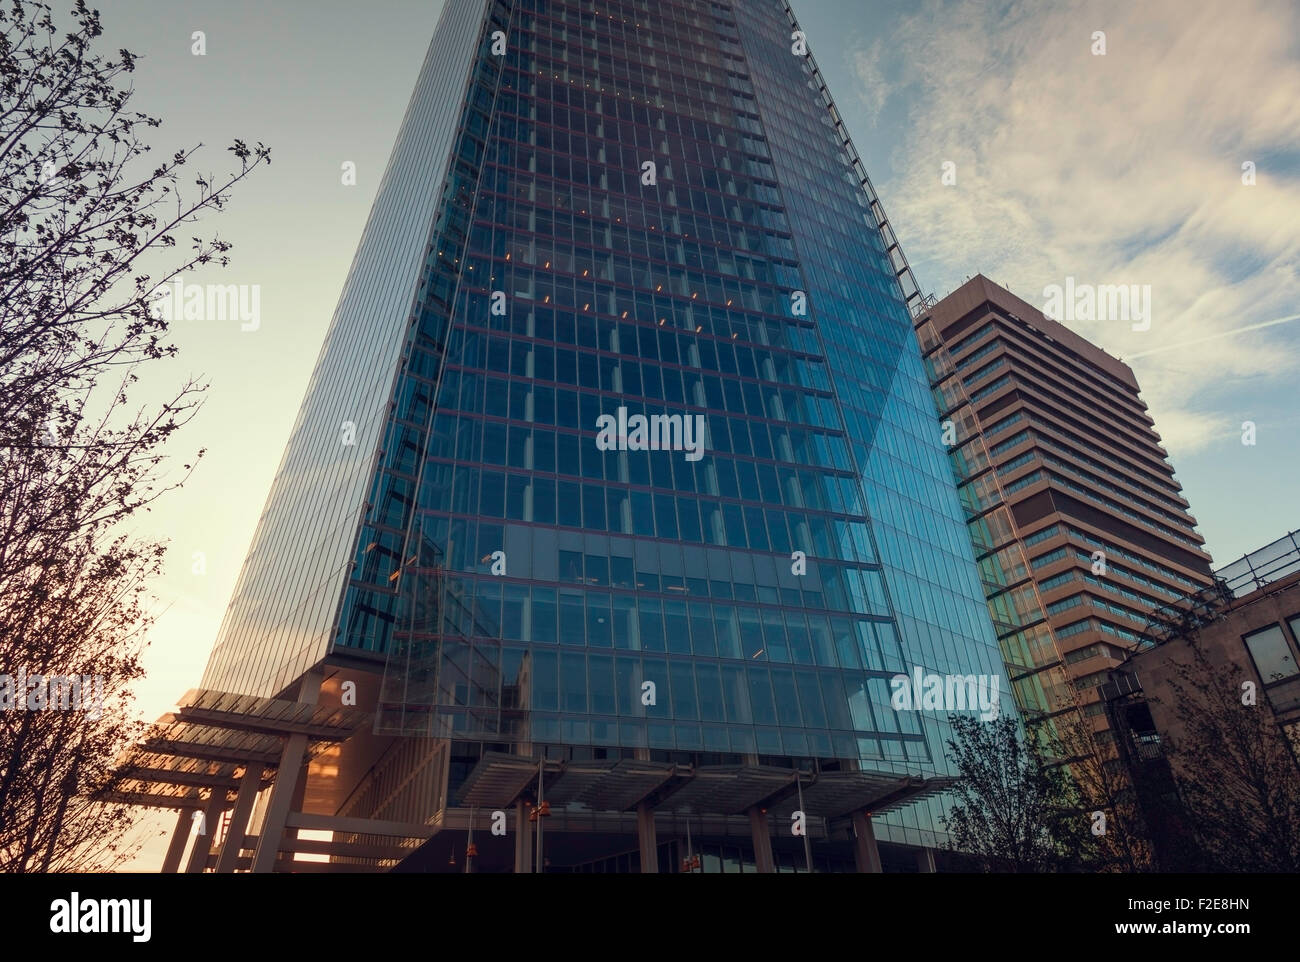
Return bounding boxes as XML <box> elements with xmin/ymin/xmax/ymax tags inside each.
<box><xmin>200</xmin><ymin>0</ymin><xmax>489</xmax><ymax>698</ymax></box>
<box><xmin>201</xmin><ymin>0</ymin><xmax>1011</xmax><ymax>852</ymax></box>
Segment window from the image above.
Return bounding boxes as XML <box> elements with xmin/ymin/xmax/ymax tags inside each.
<box><xmin>586</xmin><ymin>594</ymin><xmax>612</xmax><ymax>647</ymax></box>
<box><xmin>1244</xmin><ymin>624</ymin><xmax>1299</xmax><ymax>683</ymax></box>
<box><xmin>559</xmin><ymin>591</ymin><xmax>585</xmax><ymax>645</ymax></box>
<box><xmin>561</xmin><ymin>650</ymin><xmax>587</xmax><ymax>713</ymax></box>
<box><xmin>531</xmin><ymin>588</ymin><xmax>556</xmax><ymax>644</ymax></box>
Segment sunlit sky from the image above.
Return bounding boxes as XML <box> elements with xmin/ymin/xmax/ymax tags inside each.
<box><xmin>87</xmin><ymin>0</ymin><xmax>1298</xmax><ymax>864</ymax></box>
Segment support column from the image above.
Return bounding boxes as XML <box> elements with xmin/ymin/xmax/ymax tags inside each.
<box><xmin>851</xmin><ymin>811</ymin><xmax>883</xmax><ymax>874</ymax></box>
<box><xmin>534</xmin><ymin>761</ymin><xmax>546</xmax><ymax>874</ymax></box>
<box><xmin>514</xmin><ymin>800</ymin><xmax>533</xmax><ymax>873</ymax></box>
<box><xmin>185</xmin><ymin>791</ymin><xmax>228</xmax><ymax>873</ymax></box>
<box><xmin>636</xmin><ymin>802</ymin><xmax>658</xmax><ymax>873</ymax></box>
<box><xmin>748</xmin><ymin>807</ymin><xmax>774</xmax><ymax>873</ymax></box>
<box><xmin>251</xmin><ymin>670</ymin><xmax>321</xmax><ymax>874</ymax></box>
<box><xmin>160</xmin><ymin>808</ymin><xmax>192</xmax><ymax>873</ymax></box>
<box><xmin>916</xmin><ymin>847</ymin><xmax>936</xmax><ymax>873</ymax></box>
<box><xmin>216</xmin><ymin>765</ymin><xmax>263</xmax><ymax>873</ymax></box>
<box><xmin>250</xmin><ymin>735</ymin><xmax>305</xmax><ymax>873</ymax></box>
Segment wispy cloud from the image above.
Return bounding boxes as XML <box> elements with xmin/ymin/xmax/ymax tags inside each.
<box><xmin>864</xmin><ymin>0</ymin><xmax>1300</xmax><ymax>453</ymax></box>
<box><xmin>848</xmin><ymin>38</ymin><xmax>890</xmax><ymax>124</ymax></box>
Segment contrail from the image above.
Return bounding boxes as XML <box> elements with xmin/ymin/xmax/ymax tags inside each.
<box><xmin>1127</xmin><ymin>313</ymin><xmax>1300</xmax><ymax>358</ymax></box>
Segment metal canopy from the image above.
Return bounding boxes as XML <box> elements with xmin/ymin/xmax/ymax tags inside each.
<box><xmin>767</xmin><ymin>772</ymin><xmax>954</xmax><ymax>819</ymax></box>
<box><xmin>170</xmin><ymin>688</ymin><xmax>369</xmax><ymax>741</ymax></box>
<box><xmin>540</xmin><ymin>759</ymin><xmax>619</xmax><ymax>807</ymax></box>
<box><xmin>141</xmin><ymin>732</ymin><xmax>285</xmax><ymax>768</ymax></box>
<box><xmin>456</xmin><ymin>752</ymin><xmax>557</xmax><ymax>808</ymax></box>
<box><xmin>657</xmin><ymin>764</ymin><xmax>796</xmax><ymax>815</ymax></box>
<box><xmin>576</xmin><ymin>759</ymin><xmax>676</xmax><ymax>811</ymax></box>
<box><xmin>451</xmin><ymin>756</ymin><xmax>945</xmax><ymax>820</ymax></box>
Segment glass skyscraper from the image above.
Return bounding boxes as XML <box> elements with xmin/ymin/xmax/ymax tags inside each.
<box><xmin>190</xmin><ymin>0</ymin><xmax>1012</xmax><ymax>872</ymax></box>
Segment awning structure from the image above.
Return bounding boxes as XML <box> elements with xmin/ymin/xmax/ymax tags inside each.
<box><xmin>112</xmin><ymin>686</ymin><xmax>411</xmax><ymax>872</ymax></box>
<box><xmin>115</xmin><ymin>687</ymin><xmax>953</xmax><ymax>873</ymax></box>
<box><xmin>454</xmin><ymin>751</ymin><xmax>952</xmax><ymax>820</ymax></box>
<box><xmin>656</xmin><ymin>764</ymin><xmax>795</xmax><ymax>814</ymax></box>
<box><xmin>166</xmin><ymin>688</ymin><xmax>368</xmax><ymax>741</ymax></box>
<box><xmin>111</xmin><ymin>688</ymin><xmax>369</xmax><ymax>809</ymax></box>
<box><xmin>766</xmin><ymin>771</ymin><xmax>952</xmax><ymax>819</ymax></box>
<box><xmin>566</xmin><ymin>759</ymin><xmax>677</xmax><ymax>811</ymax></box>
<box><xmin>109</xmin><ymin>753</ymin><xmax>274</xmax><ymax>810</ymax></box>
<box><xmin>457</xmin><ymin>752</ymin><xmax>560</xmax><ymax>808</ymax></box>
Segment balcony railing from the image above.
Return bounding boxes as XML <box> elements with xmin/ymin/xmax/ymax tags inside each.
<box><xmin>1139</xmin><ymin>530</ymin><xmax>1300</xmax><ymax>647</ymax></box>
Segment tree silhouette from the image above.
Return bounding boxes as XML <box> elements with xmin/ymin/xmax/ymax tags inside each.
<box><xmin>941</xmin><ymin>714</ymin><xmax>1090</xmax><ymax>872</ymax></box>
<box><xmin>0</xmin><ymin>0</ymin><xmax>268</xmax><ymax>871</ymax></box>
<box><xmin>1042</xmin><ymin>696</ymin><xmax>1156</xmax><ymax>872</ymax></box>
<box><xmin>1158</xmin><ymin>645</ymin><xmax>1300</xmax><ymax>872</ymax></box>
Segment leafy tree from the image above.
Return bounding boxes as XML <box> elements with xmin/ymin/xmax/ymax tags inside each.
<box><xmin>1044</xmin><ymin>701</ymin><xmax>1156</xmax><ymax>872</ymax></box>
<box><xmin>941</xmin><ymin>714</ymin><xmax>1090</xmax><ymax>872</ymax></box>
<box><xmin>1158</xmin><ymin>646</ymin><xmax>1300</xmax><ymax>872</ymax></box>
<box><xmin>0</xmin><ymin>0</ymin><xmax>268</xmax><ymax>871</ymax></box>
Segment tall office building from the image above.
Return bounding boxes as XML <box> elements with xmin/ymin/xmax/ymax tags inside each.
<box><xmin>126</xmin><ymin>0</ymin><xmax>1012</xmax><ymax>873</ymax></box>
<box><xmin>914</xmin><ymin>276</ymin><xmax>1214</xmax><ymax>737</ymax></box>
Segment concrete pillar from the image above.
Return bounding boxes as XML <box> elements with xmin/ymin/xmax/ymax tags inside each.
<box><xmin>250</xmin><ymin>734</ymin><xmax>306</xmax><ymax>873</ymax></box>
<box><xmin>851</xmin><ymin>811</ymin><xmax>883</xmax><ymax>873</ymax></box>
<box><xmin>514</xmin><ymin>799</ymin><xmax>533</xmax><ymax>873</ymax></box>
<box><xmin>251</xmin><ymin>670</ymin><xmax>321</xmax><ymax>874</ymax></box>
<box><xmin>916</xmin><ymin>847</ymin><xmax>936</xmax><ymax>873</ymax></box>
<box><xmin>636</xmin><ymin>802</ymin><xmax>658</xmax><ymax>873</ymax></box>
<box><xmin>216</xmin><ymin>765</ymin><xmax>263</xmax><ymax>873</ymax></box>
<box><xmin>185</xmin><ymin>791</ymin><xmax>228</xmax><ymax>873</ymax></box>
<box><xmin>748</xmin><ymin>807</ymin><xmax>774</xmax><ymax>873</ymax></box>
<box><xmin>160</xmin><ymin>807</ymin><xmax>192</xmax><ymax>873</ymax></box>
